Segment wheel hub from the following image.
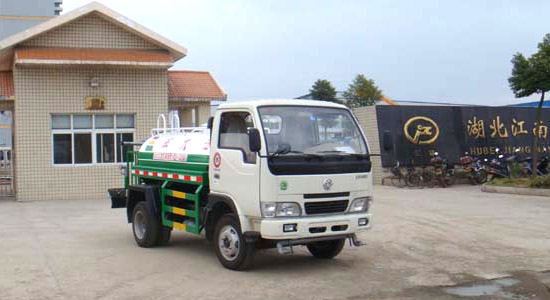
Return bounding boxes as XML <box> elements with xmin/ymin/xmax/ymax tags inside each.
<box><xmin>218</xmin><ymin>225</ymin><xmax>240</xmax><ymax>261</ymax></box>
<box><xmin>133</xmin><ymin>211</ymin><xmax>146</xmax><ymax>240</ymax></box>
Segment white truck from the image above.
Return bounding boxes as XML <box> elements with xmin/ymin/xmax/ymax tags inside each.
<box><xmin>109</xmin><ymin>99</ymin><xmax>373</xmax><ymax>270</ymax></box>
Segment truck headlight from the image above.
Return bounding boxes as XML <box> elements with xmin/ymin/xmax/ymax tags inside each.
<box><xmin>349</xmin><ymin>197</ymin><xmax>372</xmax><ymax>213</ymax></box>
<box><xmin>261</xmin><ymin>202</ymin><xmax>301</xmax><ymax>217</ymax></box>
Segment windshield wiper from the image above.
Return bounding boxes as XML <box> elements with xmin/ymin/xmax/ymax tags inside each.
<box><xmin>268</xmin><ymin>149</ymin><xmax>324</xmax><ymax>160</ymax></box>
<box><xmin>316</xmin><ymin>150</ymin><xmax>347</xmax><ymax>154</ymax></box>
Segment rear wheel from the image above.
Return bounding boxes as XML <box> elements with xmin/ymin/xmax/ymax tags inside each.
<box><xmin>406</xmin><ymin>173</ymin><xmax>422</xmax><ymax>188</ymax></box>
<box><xmin>307</xmin><ymin>239</ymin><xmax>346</xmax><ymax>259</ymax></box>
<box><xmin>213</xmin><ymin>214</ymin><xmax>255</xmax><ymax>270</ymax></box>
<box><xmin>132</xmin><ymin>202</ymin><xmax>160</xmax><ymax>248</ymax></box>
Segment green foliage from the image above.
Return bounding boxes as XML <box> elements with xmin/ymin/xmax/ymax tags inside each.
<box><xmin>509</xmin><ymin>33</ymin><xmax>550</xmax><ymax>98</ymax></box>
<box><xmin>509</xmin><ymin>162</ymin><xmax>523</xmax><ymax>178</ymax></box>
<box><xmin>489</xmin><ymin>177</ymin><xmax>531</xmax><ymax>188</ymax></box>
<box><xmin>529</xmin><ymin>175</ymin><xmax>550</xmax><ymax>188</ymax></box>
<box><xmin>342</xmin><ymin>74</ymin><xmax>383</xmax><ymax>107</ymax></box>
<box><xmin>309</xmin><ymin>79</ymin><xmax>338</xmax><ymax>103</ymax></box>
<box><xmin>489</xmin><ymin>176</ymin><xmax>550</xmax><ymax>189</ymax></box>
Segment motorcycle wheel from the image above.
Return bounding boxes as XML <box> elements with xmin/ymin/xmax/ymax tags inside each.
<box><xmin>473</xmin><ymin>170</ymin><xmax>487</xmax><ymax>184</ymax></box>
<box><xmin>406</xmin><ymin>173</ymin><xmax>423</xmax><ymax>188</ymax></box>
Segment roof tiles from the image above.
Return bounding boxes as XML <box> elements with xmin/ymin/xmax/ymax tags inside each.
<box><xmin>168</xmin><ymin>71</ymin><xmax>226</xmax><ymax>100</ymax></box>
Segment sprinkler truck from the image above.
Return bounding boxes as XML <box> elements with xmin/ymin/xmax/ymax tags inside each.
<box><xmin>109</xmin><ymin>99</ymin><xmax>373</xmax><ymax>270</ymax></box>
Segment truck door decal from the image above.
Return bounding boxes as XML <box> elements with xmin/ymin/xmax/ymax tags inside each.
<box><xmin>213</xmin><ymin>152</ymin><xmax>222</xmax><ymax>168</ymax></box>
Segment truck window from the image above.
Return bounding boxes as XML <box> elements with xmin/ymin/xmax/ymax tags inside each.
<box><xmin>218</xmin><ymin>112</ymin><xmax>256</xmax><ymax>164</ymax></box>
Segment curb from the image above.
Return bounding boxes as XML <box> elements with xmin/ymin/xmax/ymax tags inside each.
<box><xmin>481</xmin><ymin>184</ymin><xmax>550</xmax><ymax>197</ymax></box>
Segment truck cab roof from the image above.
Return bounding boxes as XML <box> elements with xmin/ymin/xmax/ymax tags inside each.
<box><xmin>217</xmin><ymin>99</ymin><xmax>348</xmax><ymax>111</ymax></box>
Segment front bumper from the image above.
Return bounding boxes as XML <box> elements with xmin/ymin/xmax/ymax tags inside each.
<box><xmin>260</xmin><ymin>213</ymin><xmax>372</xmax><ymax>240</ymax></box>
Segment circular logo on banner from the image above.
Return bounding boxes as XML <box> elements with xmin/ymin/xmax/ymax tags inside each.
<box><xmin>403</xmin><ymin>116</ymin><xmax>440</xmax><ymax>145</ymax></box>
<box><xmin>213</xmin><ymin>152</ymin><xmax>222</xmax><ymax>168</ymax></box>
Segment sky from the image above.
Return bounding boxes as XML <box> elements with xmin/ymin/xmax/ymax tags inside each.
<box><xmin>63</xmin><ymin>0</ymin><xmax>550</xmax><ymax>105</ymax></box>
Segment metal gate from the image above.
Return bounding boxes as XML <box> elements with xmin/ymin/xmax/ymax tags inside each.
<box><xmin>0</xmin><ymin>147</ymin><xmax>13</xmax><ymax>196</ymax></box>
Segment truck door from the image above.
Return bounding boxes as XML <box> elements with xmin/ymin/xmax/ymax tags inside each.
<box><xmin>210</xmin><ymin>111</ymin><xmax>260</xmax><ymax>217</ymax></box>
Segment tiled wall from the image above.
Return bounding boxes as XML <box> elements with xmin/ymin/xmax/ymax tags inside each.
<box><xmin>13</xmin><ymin>12</ymin><xmax>168</xmax><ymax>201</ymax></box>
<box><xmin>353</xmin><ymin>106</ymin><xmax>386</xmax><ymax>184</ymax></box>
<box><xmin>21</xmin><ymin>13</ymin><xmax>159</xmax><ymax>49</ymax></box>
<box><xmin>13</xmin><ymin>66</ymin><xmax>167</xmax><ymax>201</ymax></box>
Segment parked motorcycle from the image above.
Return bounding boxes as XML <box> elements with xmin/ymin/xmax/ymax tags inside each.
<box><xmin>459</xmin><ymin>152</ymin><xmax>487</xmax><ymax>185</ymax></box>
<box><xmin>486</xmin><ymin>148</ymin><xmax>510</xmax><ymax>180</ymax></box>
<box><xmin>430</xmin><ymin>152</ymin><xmax>454</xmax><ymax>187</ymax></box>
<box><xmin>538</xmin><ymin>154</ymin><xmax>549</xmax><ymax>175</ymax></box>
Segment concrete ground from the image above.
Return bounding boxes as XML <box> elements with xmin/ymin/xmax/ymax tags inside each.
<box><xmin>0</xmin><ymin>186</ymin><xmax>549</xmax><ymax>300</ymax></box>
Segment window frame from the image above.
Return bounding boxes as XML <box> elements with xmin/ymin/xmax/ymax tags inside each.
<box><xmin>217</xmin><ymin>110</ymin><xmax>257</xmax><ymax>164</ymax></box>
<box><xmin>51</xmin><ymin>114</ymin><xmax>135</xmax><ymax>166</ymax></box>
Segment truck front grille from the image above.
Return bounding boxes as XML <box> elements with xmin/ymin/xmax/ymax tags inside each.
<box><xmin>304</xmin><ymin>200</ymin><xmax>349</xmax><ymax>215</ymax></box>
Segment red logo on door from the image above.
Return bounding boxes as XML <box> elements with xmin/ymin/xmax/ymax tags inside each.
<box><xmin>213</xmin><ymin>152</ymin><xmax>222</xmax><ymax>168</ymax></box>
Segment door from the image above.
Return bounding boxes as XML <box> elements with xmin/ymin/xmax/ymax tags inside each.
<box><xmin>210</xmin><ymin>111</ymin><xmax>260</xmax><ymax>216</ymax></box>
<box><xmin>0</xmin><ymin>110</ymin><xmax>13</xmax><ymax>197</ymax></box>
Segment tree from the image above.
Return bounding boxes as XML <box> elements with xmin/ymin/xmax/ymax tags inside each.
<box><xmin>509</xmin><ymin>33</ymin><xmax>550</xmax><ymax>176</ymax></box>
<box><xmin>342</xmin><ymin>74</ymin><xmax>383</xmax><ymax>107</ymax></box>
<box><xmin>309</xmin><ymin>79</ymin><xmax>338</xmax><ymax>102</ymax></box>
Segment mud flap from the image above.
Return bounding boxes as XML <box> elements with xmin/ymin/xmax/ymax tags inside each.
<box><xmin>109</xmin><ymin>188</ymin><xmax>127</xmax><ymax>208</ymax></box>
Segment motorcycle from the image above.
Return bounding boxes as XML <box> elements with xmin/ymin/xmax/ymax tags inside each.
<box><xmin>459</xmin><ymin>152</ymin><xmax>487</xmax><ymax>185</ymax></box>
<box><xmin>430</xmin><ymin>152</ymin><xmax>454</xmax><ymax>187</ymax></box>
<box><xmin>486</xmin><ymin>148</ymin><xmax>510</xmax><ymax>180</ymax></box>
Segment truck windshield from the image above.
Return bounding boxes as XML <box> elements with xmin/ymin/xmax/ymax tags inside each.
<box><xmin>258</xmin><ymin>106</ymin><xmax>368</xmax><ymax>156</ymax></box>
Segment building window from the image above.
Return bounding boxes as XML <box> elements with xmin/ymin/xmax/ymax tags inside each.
<box><xmin>51</xmin><ymin>114</ymin><xmax>135</xmax><ymax>165</ymax></box>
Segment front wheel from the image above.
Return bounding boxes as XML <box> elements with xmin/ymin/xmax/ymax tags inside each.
<box><xmin>473</xmin><ymin>170</ymin><xmax>487</xmax><ymax>185</ymax></box>
<box><xmin>213</xmin><ymin>214</ymin><xmax>255</xmax><ymax>270</ymax></box>
<box><xmin>307</xmin><ymin>239</ymin><xmax>346</xmax><ymax>259</ymax></box>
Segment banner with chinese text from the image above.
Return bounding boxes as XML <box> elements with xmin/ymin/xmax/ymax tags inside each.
<box><xmin>376</xmin><ymin>105</ymin><xmax>549</xmax><ymax>167</ymax></box>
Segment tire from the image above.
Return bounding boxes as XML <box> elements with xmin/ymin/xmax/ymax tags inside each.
<box><xmin>421</xmin><ymin>170</ymin><xmax>435</xmax><ymax>188</ymax></box>
<box><xmin>132</xmin><ymin>202</ymin><xmax>160</xmax><ymax>248</ymax></box>
<box><xmin>406</xmin><ymin>173</ymin><xmax>422</xmax><ymax>188</ymax></box>
<box><xmin>307</xmin><ymin>239</ymin><xmax>346</xmax><ymax>259</ymax></box>
<box><xmin>213</xmin><ymin>214</ymin><xmax>255</xmax><ymax>270</ymax></box>
<box><xmin>473</xmin><ymin>170</ymin><xmax>487</xmax><ymax>184</ymax></box>
<box><xmin>391</xmin><ymin>176</ymin><xmax>405</xmax><ymax>188</ymax></box>
<box><xmin>444</xmin><ymin>173</ymin><xmax>455</xmax><ymax>187</ymax></box>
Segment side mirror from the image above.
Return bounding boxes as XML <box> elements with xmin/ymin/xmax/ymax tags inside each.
<box><xmin>248</xmin><ymin>128</ymin><xmax>261</xmax><ymax>152</ymax></box>
<box><xmin>207</xmin><ymin>117</ymin><xmax>214</xmax><ymax>130</ymax></box>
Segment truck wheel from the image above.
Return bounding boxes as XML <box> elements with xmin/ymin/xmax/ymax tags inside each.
<box><xmin>213</xmin><ymin>214</ymin><xmax>255</xmax><ymax>270</ymax></box>
<box><xmin>307</xmin><ymin>239</ymin><xmax>346</xmax><ymax>259</ymax></box>
<box><xmin>132</xmin><ymin>202</ymin><xmax>160</xmax><ymax>248</ymax></box>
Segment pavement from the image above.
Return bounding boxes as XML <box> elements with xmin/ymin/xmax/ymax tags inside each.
<box><xmin>0</xmin><ymin>185</ymin><xmax>549</xmax><ymax>300</ymax></box>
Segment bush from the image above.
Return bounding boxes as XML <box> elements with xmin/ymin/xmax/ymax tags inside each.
<box><xmin>509</xmin><ymin>162</ymin><xmax>524</xmax><ymax>178</ymax></box>
<box><xmin>529</xmin><ymin>176</ymin><xmax>550</xmax><ymax>189</ymax></box>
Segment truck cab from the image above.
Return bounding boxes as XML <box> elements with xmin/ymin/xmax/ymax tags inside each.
<box><xmin>207</xmin><ymin>100</ymin><xmax>373</xmax><ymax>265</ymax></box>
<box><xmin>111</xmin><ymin>99</ymin><xmax>373</xmax><ymax>270</ymax></box>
